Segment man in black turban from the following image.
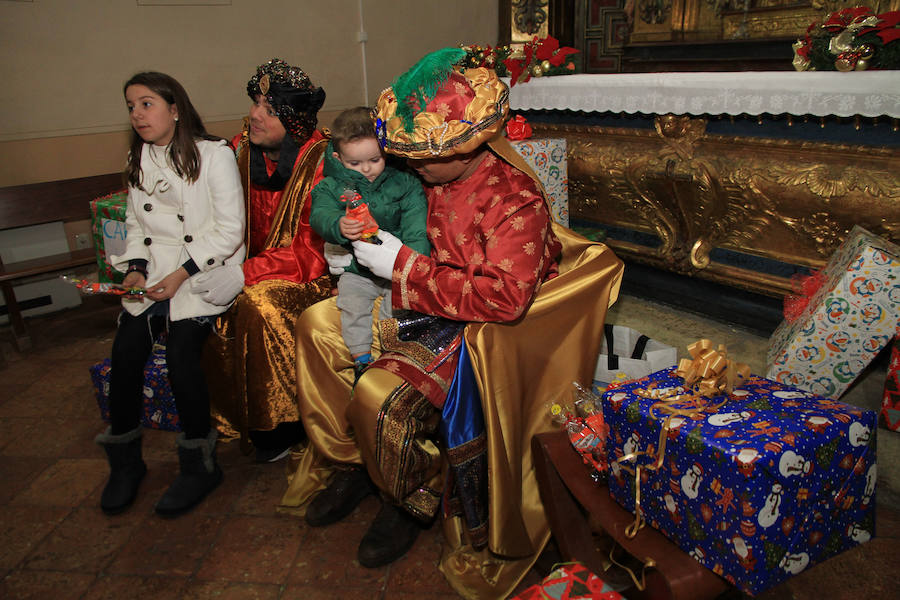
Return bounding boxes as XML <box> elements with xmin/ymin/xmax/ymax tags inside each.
<box><xmin>193</xmin><ymin>58</ymin><xmax>333</xmax><ymax>462</ymax></box>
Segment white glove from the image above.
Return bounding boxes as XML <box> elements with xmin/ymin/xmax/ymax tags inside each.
<box><xmin>352</xmin><ymin>230</ymin><xmax>404</xmax><ymax>280</ymax></box>
<box><xmin>324</xmin><ymin>242</ymin><xmax>353</xmax><ymax>276</ymax></box>
<box><xmin>190</xmin><ymin>264</ymin><xmax>245</xmax><ymax>306</ymax></box>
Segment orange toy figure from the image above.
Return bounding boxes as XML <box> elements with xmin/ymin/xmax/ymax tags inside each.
<box><xmin>341</xmin><ymin>189</ymin><xmax>379</xmax><ymax>242</ymax></box>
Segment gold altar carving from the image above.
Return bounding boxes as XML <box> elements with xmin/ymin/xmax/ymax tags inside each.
<box><xmin>631</xmin><ymin>0</ymin><xmax>900</xmax><ymax>43</ymax></box>
<box><xmin>510</xmin><ymin>0</ymin><xmax>550</xmax><ymax>43</ymax></box>
<box><xmin>531</xmin><ymin>121</ymin><xmax>900</xmax><ymax>296</ymax></box>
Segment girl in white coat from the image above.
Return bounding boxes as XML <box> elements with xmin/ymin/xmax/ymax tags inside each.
<box><xmin>96</xmin><ymin>72</ymin><xmax>245</xmax><ymax>518</ymax></box>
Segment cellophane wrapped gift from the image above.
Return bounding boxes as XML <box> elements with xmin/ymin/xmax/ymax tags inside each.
<box><xmin>510</xmin><ymin>138</ymin><xmax>569</xmax><ymax>227</ymax></box>
<box><xmin>511</xmin><ymin>563</ymin><xmax>626</xmax><ymax>600</ymax></box>
<box><xmin>554</xmin><ymin>382</ymin><xmax>610</xmax><ymax>479</ymax></box>
<box><xmin>90</xmin><ymin>338</ymin><xmax>180</xmax><ymax>431</ymax></box>
<box><xmin>881</xmin><ymin>336</ymin><xmax>900</xmax><ymax>431</ymax></box>
<box><xmin>90</xmin><ymin>190</ymin><xmax>128</xmax><ymax>283</ymax></box>
<box><xmin>766</xmin><ymin>225</ymin><xmax>900</xmax><ymax>399</ymax></box>
<box><xmin>602</xmin><ymin>367</ymin><xmax>876</xmax><ymax>596</ymax></box>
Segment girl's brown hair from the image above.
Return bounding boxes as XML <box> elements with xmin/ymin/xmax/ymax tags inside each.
<box><xmin>123</xmin><ymin>72</ymin><xmax>220</xmax><ymax>189</ymax></box>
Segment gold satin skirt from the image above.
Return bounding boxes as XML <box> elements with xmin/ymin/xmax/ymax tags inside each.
<box><xmin>205</xmin><ymin>275</ymin><xmax>333</xmax><ymax>448</ymax></box>
<box><xmin>280</xmin><ymin>226</ymin><xmax>624</xmax><ymax>599</ymax></box>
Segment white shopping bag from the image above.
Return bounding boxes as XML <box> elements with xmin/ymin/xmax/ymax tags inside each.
<box><xmin>594</xmin><ymin>324</ymin><xmax>677</xmax><ymax>387</ymax></box>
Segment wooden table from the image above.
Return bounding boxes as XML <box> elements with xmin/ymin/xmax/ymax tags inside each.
<box><xmin>531</xmin><ymin>430</ymin><xmax>732</xmax><ymax>600</ymax></box>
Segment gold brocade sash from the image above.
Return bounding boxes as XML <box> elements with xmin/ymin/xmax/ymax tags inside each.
<box><xmin>614</xmin><ymin>340</ymin><xmax>750</xmax><ymax>540</ymax></box>
<box><xmin>236</xmin><ymin>123</ymin><xmax>329</xmax><ymax>252</ymax></box>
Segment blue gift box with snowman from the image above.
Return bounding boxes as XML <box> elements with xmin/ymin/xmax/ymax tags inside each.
<box><xmin>602</xmin><ymin>367</ymin><xmax>876</xmax><ymax>596</ymax></box>
<box><xmin>90</xmin><ymin>338</ymin><xmax>181</xmax><ymax>432</ymax></box>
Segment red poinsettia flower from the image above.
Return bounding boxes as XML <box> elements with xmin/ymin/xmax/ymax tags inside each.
<box><xmin>824</xmin><ymin>6</ymin><xmax>874</xmax><ymax>31</ymax></box>
<box><xmin>535</xmin><ymin>35</ymin><xmax>560</xmax><ymax>60</ymax></box>
<box><xmin>549</xmin><ymin>45</ymin><xmax>580</xmax><ymax>67</ymax></box>
<box><xmin>504</xmin><ymin>56</ymin><xmax>526</xmax><ymax>86</ymax></box>
<box><xmin>504</xmin><ymin>36</ymin><xmax>580</xmax><ymax>85</ymax></box>
<box><xmin>878</xmin><ymin>10</ymin><xmax>900</xmax><ymax>27</ymax></box>
<box><xmin>534</xmin><ymin>35</ymin><xmax>580</xmax><ymax>67</ymax></box>
<box><xmin>875</xmin><ymin>11</ymin><xmax>900</xmax><ymax>43</ymax></box>
<box><xmin>523</xmin><ymin>38</ymin><xmax>535</xmax><ymax>68</ymax></box>
<box><xmin>504</xmin><ymin>38</ymin><xmax>537</xmax><ymax>86</ymax></box>
<box><xmin>857</xmin><ymin>10</ymin><xmax>897</xmax><ymax>35</ymax></box>
<box><xmin>879</xmin><ymin>27</ymin><xmax>900</xmax><ymax>44</ymax></box>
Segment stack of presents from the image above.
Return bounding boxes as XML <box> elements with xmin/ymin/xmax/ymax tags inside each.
<box><xmin>88</xmin><ymin>191</ymin><xmax>180</xmax><ymax>432</ymax></box>
<box><xmin>549</xmin><ymin>225</ymin><xmax>898</xmax><ymax>598</ymax></box>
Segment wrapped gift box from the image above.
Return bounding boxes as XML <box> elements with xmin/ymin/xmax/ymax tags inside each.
<box><xmin>511</xmin><ymin>563</ymin><xmax>626</xmax><ymax>600</ymax></box>
<box><xmin>766</xmin><ymin>225</ymin><xmax>900</xmax><ymax>399</ymax></box>
<box><xmin>90</xmin><ymin>340</ymin><xmax>180</xmax><ymax>431</ymax></box>
<box><xmin>602</xmin><ymin>368</ymin><xmax>876</xmax><ymax>596</ymax></box>
<box><xmin>882</xmin><ymin>337</ymin><xmax>900</xmax><ymax>431</ymax></box>
<box><xmin>90</xmin><ymin>190</ymin><xmax>128</xmax><ymax>283</ymax></box>
<box><xmin>510</xmin><ymin>138</ymin><xmax>569</xmax><ymax>227</ymax></box>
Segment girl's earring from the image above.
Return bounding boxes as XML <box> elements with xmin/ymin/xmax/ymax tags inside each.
<box><xmin>174</xmin><ymin>116</ymin><xmax>179</xmax><ymax>122</ymax></box>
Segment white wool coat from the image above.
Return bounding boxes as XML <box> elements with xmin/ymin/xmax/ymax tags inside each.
<box><xmin>110</xmin><ymin>139</ymin><xmax>245</xmax><ymax>320</ymax></box>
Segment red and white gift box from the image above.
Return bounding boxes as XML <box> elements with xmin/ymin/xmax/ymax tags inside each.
<box><xmin>767</xmin><ymin>225</ymin><xmax>900</xmax><ymax>399</ymax></box>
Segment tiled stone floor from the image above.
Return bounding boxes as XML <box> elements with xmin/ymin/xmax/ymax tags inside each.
<box><xmin>0</xmin><ymin>292</ymin><xmax>897</xmax><ymax>599</ymax></box>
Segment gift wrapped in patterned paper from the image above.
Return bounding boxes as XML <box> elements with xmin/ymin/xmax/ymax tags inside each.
<box><xmin>510</xmin><ymin>138</ymin><xmax>569</xmax><ymax>227</ymax></box>
<box><xmin>766</xmin><ymin>225</ymin><xmax>900</xmax><ymax>399</ymax></box>
<box><xmin>881</xmin><ymin>337</ymin><xmax>900</xmax><ymax>432</ymax></box>
<box><xmin>90</xmin><ymin>339</ymin><xmax>180</xmax><ymax>431</ymax></box>
<box><xmin>511</xmin><ymin>562</ymin><xmax>626</xmax><ymax>600</ymax></box>
<box><xmin>90</xmin><ymin>190</ymin><xmax>128</xmax><ymax>283</ymax></box>
<box><xmin>602</xmin><ymin>367</ymin><xmax>876</xmax><ymax>596</ymax></box>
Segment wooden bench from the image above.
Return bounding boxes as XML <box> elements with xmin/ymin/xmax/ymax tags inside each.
<box><xmin>0</xmin><ymin>172</ymin><xmax>124</xmax><ymax>350</ymax></box>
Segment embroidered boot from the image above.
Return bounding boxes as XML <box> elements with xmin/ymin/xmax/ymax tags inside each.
<box><xmin>155</xmin><ymin>430</ymin><xmax>222</xmax><ymax>518</ymax></box>
<box><xmin>95</xmin><ymin>426</ymin><xmax>147</xmax><ymax>515</ymax></box>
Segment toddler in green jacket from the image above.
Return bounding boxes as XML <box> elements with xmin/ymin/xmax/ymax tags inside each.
<box><xmin>310</xmin><ymin>107</ymin><xmax>430</xmax><ymax>378</ymax></box>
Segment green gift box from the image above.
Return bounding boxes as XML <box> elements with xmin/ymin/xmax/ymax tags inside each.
<box><xmin>90</xmin><ymin>190</ymin><xmax>128</xmax><ymax>283</ymax></box>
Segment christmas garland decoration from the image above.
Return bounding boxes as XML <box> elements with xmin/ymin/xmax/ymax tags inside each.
<box><xmin>459</xmin><ymin>35</ymin><xmax>579</xmax><ymax>86</ymax></box>
<box><xmin>792</xmin><ymin>6</ymin><xmax>900</xmax><ymax>71</ymax></box>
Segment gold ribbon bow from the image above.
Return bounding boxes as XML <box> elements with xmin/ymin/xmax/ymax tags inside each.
<box><xmin>676</xmin><ymin>339</ymin><xmax>750</xmax><ymax>398</ymax></box>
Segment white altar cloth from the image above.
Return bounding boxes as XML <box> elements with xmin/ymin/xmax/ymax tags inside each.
<box><xmin>506</xmin><ymin>72</ymin><xmax>900</xmax><ymax>118</ymax></box>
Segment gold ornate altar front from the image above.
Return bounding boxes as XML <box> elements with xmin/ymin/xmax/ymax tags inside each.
<box><xmin>531</xmin><ymin>118</ymin><xmax>900</xmax><ymax>297</ymax></box>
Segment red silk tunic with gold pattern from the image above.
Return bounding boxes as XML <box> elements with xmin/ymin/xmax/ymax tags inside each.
<box><xmin>230</xmin><ymin>131</ymin><xmax>329</xmax><ymax>286</ymax></box>
<box><xmin>375</xmin><ymin>152</ymin><xmax>561</xmax><ymax>406</ymax></box>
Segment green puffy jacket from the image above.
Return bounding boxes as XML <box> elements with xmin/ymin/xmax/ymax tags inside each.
<box><xmin>310</xmin><ymin>141</ymin><xmax>430</xmax><ymax>276</ymax></box>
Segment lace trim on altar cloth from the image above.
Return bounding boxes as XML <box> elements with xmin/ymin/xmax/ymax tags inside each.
<box><xmin>506</xmin><ymin>72</ymin><xmax>900</xmax><ymax>118</ymax></box>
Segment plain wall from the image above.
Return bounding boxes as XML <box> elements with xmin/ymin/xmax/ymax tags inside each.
<box><xmin>0</xmin><ymin>0</ymin><xmax>498</xmax><ymax>186</ymax></box>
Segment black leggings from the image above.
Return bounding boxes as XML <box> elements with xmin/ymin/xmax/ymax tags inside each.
<box><xmin>109</xmin><ymin>310</ymin><xmax>212</xmax><ymax>439</ymax></box>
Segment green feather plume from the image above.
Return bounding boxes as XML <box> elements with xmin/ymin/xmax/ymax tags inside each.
<box><xmin>391</xmin><ymin>47</ymin><xmax>467</xmax><ymax>133</ymax></box>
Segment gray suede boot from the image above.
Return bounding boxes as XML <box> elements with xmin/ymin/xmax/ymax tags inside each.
<box><xmin>154</xmin><ymin>430</ymin><xmax>222</xmax><ymax>518</ymax></box>
<box><xmin>95</xmin><ymin>426</ymin><xmax>147</xmax><ymax>515</ymax></box>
